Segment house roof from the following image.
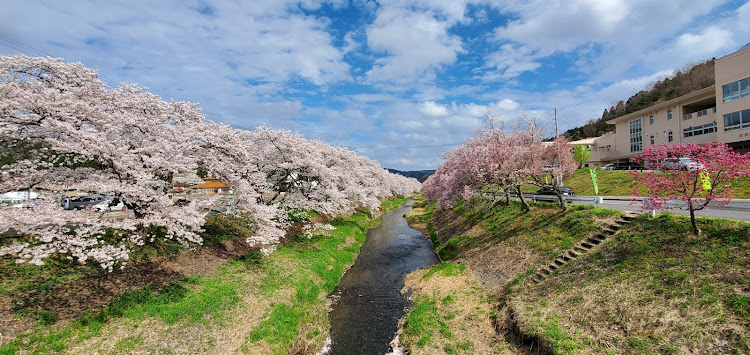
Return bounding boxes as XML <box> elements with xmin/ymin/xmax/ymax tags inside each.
<box><xmin>605</xmin><ymin>86</ymin><xmax>716</xmax><ymax>125</ymax></box>
<box><xmin>568</xmin><ymin>137</ymin><xmax>599</xmax><ymax>146</ymax></box>
<box><xmin>188</xmin><ymin>181</ymin><xmax>230</xmax><ymax>189</ymax></box>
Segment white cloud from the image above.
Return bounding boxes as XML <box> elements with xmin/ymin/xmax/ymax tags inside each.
<box><xmin>674</xmin><ymin>27</ymin><xmax>733</xmax><ymax>54</ymax></box>
<box><xmin>488</xmin><ymin>0</ymin><xmax>725</xmax><ymax>80</ymax></box>
<box><xmin>419</xmin><ymin>101</ymin><xmax>451</xmax><ymax>116</ymax></box>
<box><xmin>481</xmin><ymin>43</ymin><xmax>541</xmax><ymax>81</ymax></box>
<box><xmin>365</xmin><ymin>6</ymin><xmax>464</xmax><ymax>83</ymax></box>
<box><xmin>3</xmin><ymin>0</ymin><xmax>748</xmax><ymax>171</ymax></box>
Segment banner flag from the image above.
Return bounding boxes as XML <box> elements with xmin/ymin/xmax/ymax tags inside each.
<box><xmin>590</xmin><ymin>168</ymin><xmax>599</xmax><ymax>195</ymax></box>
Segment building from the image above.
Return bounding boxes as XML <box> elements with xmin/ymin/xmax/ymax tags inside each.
<box><xmin>573</xmin><ymin>44</ymin><xmax>750</xmax><ymax>167</ymax></box>
<box><xmin>186</xmin><ymin>176</ymin><xmax>231</xmax><ymax>196</ymax></box>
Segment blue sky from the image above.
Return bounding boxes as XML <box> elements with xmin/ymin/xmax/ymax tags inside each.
<box><xmin>2</xmin><ymin>0</ymin><xmax>749</xmax><ymax>170</ymax></box>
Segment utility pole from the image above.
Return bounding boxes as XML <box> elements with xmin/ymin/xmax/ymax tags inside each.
<box><xmin>554</xmin><ymin>107</ymin><xmax>558</xmax><ymax>137</ymax></box>
<box><xmin>553</xmin><ymin>107</ymin><xmax>562</xmax><ymax>187</ymax></box>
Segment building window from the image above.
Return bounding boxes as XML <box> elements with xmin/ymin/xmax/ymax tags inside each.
<box><xmin>668</xmin><ymin>131</ymin><xmax>673</xmax><ymax>142</ymax></box>
<box><xmin>629</xmin><ymin>118</ymin><xmax>643</xmax><ymax>153</ymax></box>
<box><xmin>649</xmin><ymin>114</ymin><xmax>654</xmax><ymax>125</ymax></box>
<box><xmin>667</xmin><ymin>109</ymin><xmax>672</xmax><ymax>120</ymax></box>
<box><xmin>650</xmin><ymin>135</ymin><xmax>655</xmax><ymax>145</ymax></box>
<box><xmin>722</xmin><ymin>77</ymin><xmax>750</xmax><ymax>103</ymax></box>
<box><xmin>724</xmin><ymin>109</ymin><xmax>750</xmax><ymax>131</ymax></box>
<box><xmin>684</xmin><ymin>122</ymin><xmax>718</xmax><ymax>138</ymax></box>
<box><xmin>696</xmin><ymin>108</ymin><xmax>712</xmax><ymax>117</ymax></box>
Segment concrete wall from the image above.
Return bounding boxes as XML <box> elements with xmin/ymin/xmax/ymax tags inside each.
<box><xmin>716</xmin><ymin>45</ymin><xmax>750</xmax><ymax>147</ymax></box>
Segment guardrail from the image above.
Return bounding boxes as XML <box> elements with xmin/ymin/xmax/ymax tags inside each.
<box><xmin>477</xmin><ymin>192</ymin><xmax>604</xmax><ymax>206</ymax></box>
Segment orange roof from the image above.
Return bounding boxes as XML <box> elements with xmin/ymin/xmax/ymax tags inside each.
<box><xmin>188</xmin><ymin>181</ymin><xmax>230</xmax><ymax>189</ymax></box>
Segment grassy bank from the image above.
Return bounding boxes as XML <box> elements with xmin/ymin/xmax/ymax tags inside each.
<box><xmin>510</xmin><ymin>213</ymin><xmax>750</xmax><ymax>353</ymax></box>
<box><xmin>399</xmin><ymin>262</ymin><xmax>507</xmax><ymax>354</ymax></box>
<box><xmin>401</xmin><ymin>194</ymin><xmax>749</xmax><ymax>354</ymax></box>
<box><xmin>0</xmin><ymin>196</ymin><xmax>410</xmax><ymax>354</ymax></box>
<box><xmin>563</xmin><ymin>168</ymin><xmax>750</xmax><ymax>198</ymax></box>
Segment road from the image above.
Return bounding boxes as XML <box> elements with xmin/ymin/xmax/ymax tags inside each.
<box><xmin>560</xmin><ymin>195</ymin><xmax>750</xmax><ymax>222</ymax></box>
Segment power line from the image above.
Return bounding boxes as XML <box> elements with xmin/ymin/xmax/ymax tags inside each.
<box><xmin>0</xmin><ymin>34</ymin><xmax>54</xmax><ymax>57</ymax></box>
<box><xmin>0</xmin><ymin>34</ymin><xmax>120</xmax><ymax>87</ymax></box>
<box><xmin>343</xmin><ymin>142</ymin><xmax>463</xmax><ymax>150</ymax></box>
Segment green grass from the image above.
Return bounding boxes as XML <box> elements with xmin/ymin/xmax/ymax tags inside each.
<box><xmin>440</xmin><ymin>200</ymin><xmax>609</xmax><ymax>260</ymax></box>
<box><xmin>381</xmin><ymin>195</ymin><xmax>410</xmax><ymax>211</ymax></box>
<box><xmin>514</xmin><ymin>212</ymin><xmax>750</xmax><ymax>353</ymax></box>
<box><xmin>422</xmin><ymin>262</ymin><xmax>466</xmax><ymax>280</ymax></box>
<box><xmin>2</xmin><ymin>276</ymin><xmax>242</xmax><ymax>353</ymax></box>
<box><xmin>402</xmin><ymin>296</ymin><xmax>452</xmax><ymax>347</ymax></box>
<box><xmin>112</xmin><ymin>335</ymin><xmax>142</xmax><ymax>354</ymax></box>
<box><xmin>245</xmin><ymin>212</ymin><xmax>371</xmax><ymax>353</ymax></box>
<box><xmin>244</xmin><ymin>196</ymin><xmax>411</xmax><ymax>354</ymax></box>
<box><xmin>563</xmin><ymin>168</ymin><xmax>750</xmax><ymax>198</ymax></box>
<box><xmin>1</xmin><ymin>196</ymin><xmax>412</xmax><ymax>355</ymax></box>
<box><xmin>528</xmin><ymin>316</ymin><xmax>582</xmax><ymax>353</ymax></box>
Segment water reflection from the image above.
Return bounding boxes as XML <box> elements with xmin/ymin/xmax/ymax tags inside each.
<box><xmin>328</xmin><ymin>200</ymin><xmax>439</xmax><ymax>355</ymax></box>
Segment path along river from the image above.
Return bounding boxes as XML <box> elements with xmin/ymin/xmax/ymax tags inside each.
<box><xmin>327</xmin><ymin>199</ymin><xmax>439</xmax><ymax>354</ymax></box>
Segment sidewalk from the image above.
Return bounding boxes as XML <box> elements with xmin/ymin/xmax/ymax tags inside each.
<box><xmin>600</xmin><ymin>195</ymin><xmax>750</xmax><ymax>202</ymax></box>
<box><xmin>598</xmin><ymin>195</ymin><xmax>750</xmax><ymax>209</ymax></box>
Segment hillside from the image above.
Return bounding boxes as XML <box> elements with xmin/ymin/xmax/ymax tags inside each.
<box><xmin>563</xmin><ymin>59</ymin><xmax>715</xmax><ymax>141</ymax></box>
<box><xmin>399</xmin><ymin>195</ymin><xmax>750</xmax><ymax>354</ymax></box>
<box><xmin>386</xmin><ymin>168</ymin><xmax>435</xmax><ymax>182</ymax></box>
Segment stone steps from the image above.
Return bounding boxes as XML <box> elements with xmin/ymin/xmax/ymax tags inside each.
<box><xmin>531</xmin><ymin>212</ymin><xmax>637</xmax><ymax>284</ymax></box>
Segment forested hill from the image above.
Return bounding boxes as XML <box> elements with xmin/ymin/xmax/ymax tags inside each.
<box><xmin>563</xmin><ymin>59</ymin><xmax>716</xmax><ymax>141</ymax></box>
<box><xmin>386</xmin><ymin>169</ymin><xmax>435</xmax><ymax>182</ymax></box>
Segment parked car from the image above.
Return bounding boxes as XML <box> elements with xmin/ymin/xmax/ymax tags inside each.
<box><xmin>601</xmin><ymin>164</ymin><xmax>615</xmax><ymax>170</ymax></box>
<box><xmin>612</xmin><ymin>161</ymin><xmax>643</xmax><ymax>170</ymax></box>
<box><xmin>535</xmin><ymin>186</ymin><xmax>575</xmax><ymax>196</ymax></box>
<box><xmin>61</xmin><ymin>195</ymin><xmax>107</xmax><ymax>210</ymax></box>
<box><xmin>662</xmin><ymin>157</ymin><xmax>705</xmax><ymax>171</ymax></box>
<box><xmin>92</xmin><ymin>199</ymin><xmax>126</xmax><ymax>212</ymax></box>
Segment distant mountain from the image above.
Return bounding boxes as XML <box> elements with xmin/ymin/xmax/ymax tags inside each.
<box><xmin>386</xmin><ymin>168</ymin><xmax>435</xmax><ymax>183</ymax></box>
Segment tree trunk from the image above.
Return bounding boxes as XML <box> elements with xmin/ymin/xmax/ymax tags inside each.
<box><xmin>556</xmin><ymin>190</ymin><xmax>568</xmax><ymax>211</ymax></box>
<box><xmin>516</xmin><ymin>186</ymin><xmax>530</xmax><ymax>212</ymax></box>
<box><xmin>688</xmin><ymin>205</ymin><xmax>700</xmax><ymax>235</ymax></box>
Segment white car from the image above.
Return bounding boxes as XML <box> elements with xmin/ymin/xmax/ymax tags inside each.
<box><xmin>601</xmin><ymin>164</ymin><xmax>615</xmax><ymax>170</ymax></box>
<box><xmin>92</xmin><ymin>200</ymin><xmax>126</xmax><ymax>212</ymax></box>
<box><xmin>662</xmin><ymin>157</ymin><xmax>705</xmax><ymax>171</ymax></box>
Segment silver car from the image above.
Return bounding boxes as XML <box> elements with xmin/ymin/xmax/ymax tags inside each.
<box><xmin>662</xmin><ymin>157</ymin><xmax>705</xmax><ymax>171</ymax></box>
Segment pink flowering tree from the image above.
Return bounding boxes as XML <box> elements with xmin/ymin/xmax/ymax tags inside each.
<box><xmin>525</xmin><ymin>136</ymin><xmax>578</xmax><ymax>211</ymax></box>
<box><xmin>0</xmin><ymin>56</ymin><xmax>210</xmax><ymax>270</ymax></box>
<box><xmin>0</xmin><ymin>55</ymin><xmax>421</xmax><ymax>269</ymax></box>
<box><xmin>422</xmin><ymin>120</ymin><xmax>549</xmax><ymax>212</ymax></box>
<box><xmin>630</xmin><ymin>141</ymin><xmax>750</xmax><ymax>234</ymax></box>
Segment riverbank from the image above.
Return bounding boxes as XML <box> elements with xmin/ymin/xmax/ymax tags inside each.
<box><xmin>399</xmin><ymin>195</ymin><xmax>750</xmax><ymax>354</ymax></box>
<box><xmin>0</xmin><ymin>196</ymin><xmax>410</xmax><ymax>354</ymax></box>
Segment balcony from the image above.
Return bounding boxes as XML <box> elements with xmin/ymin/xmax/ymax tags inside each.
<box><xmin>683</xmin><ymin>107</ymin><xmax>716</xmax><ymax>121</ymax></box>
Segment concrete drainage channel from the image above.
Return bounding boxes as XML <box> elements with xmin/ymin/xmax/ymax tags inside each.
<box><xmin>532</xmin><ymin>212</ymin><xmax>637</xmax><ymax>283</ymax></box>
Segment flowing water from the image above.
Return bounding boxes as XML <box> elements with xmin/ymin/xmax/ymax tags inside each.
<box><xmin>327</xmin><ymin>200</ymin><xmax>439</xmax><ymax>354</ymax></box>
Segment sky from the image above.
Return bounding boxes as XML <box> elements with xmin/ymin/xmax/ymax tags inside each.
<box><xmin>2</xmin><ymin>0</ymin><xmax>749</xmax><ymax>170</ymax></box>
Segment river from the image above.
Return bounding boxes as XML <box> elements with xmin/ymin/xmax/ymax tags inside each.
<box><xmin>327</xmin><ymin>199</ymin><xmax>439</xmax><ymax>354</ymax></box>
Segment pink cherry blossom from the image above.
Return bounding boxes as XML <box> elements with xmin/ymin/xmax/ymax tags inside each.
<box><xmin>0</xmin><ymin>55</ymin><xmax>421</xmax><ymax>269</ymax></box>
<box><xmin>630</xmin><ymin>141</ymin><xmax>750</xmax><ymax>234</ymax></box>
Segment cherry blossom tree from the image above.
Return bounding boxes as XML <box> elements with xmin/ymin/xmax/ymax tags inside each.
<box><xmin>630</xmin><ymin>141</ymin><xmax>750</xmax><ymax>234</ymax></box>
<box><xmin>0</xmin><ymin>55</ymin><xmax>421</xmax><ymax>269</ymax></box>
<box><xmin>1</xmin><ymin>55</ymin><xmax>210</xmax><ymax>270</ymax></box>
<box><xmin>423</xmin><ymin>118</ymin><xmax>577</xmax><ymax>212</ymax></box>
<box><xmin>525</xmin><ymin>136</ymin><xmax>578</xmax><ymax>211</ymax></box>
